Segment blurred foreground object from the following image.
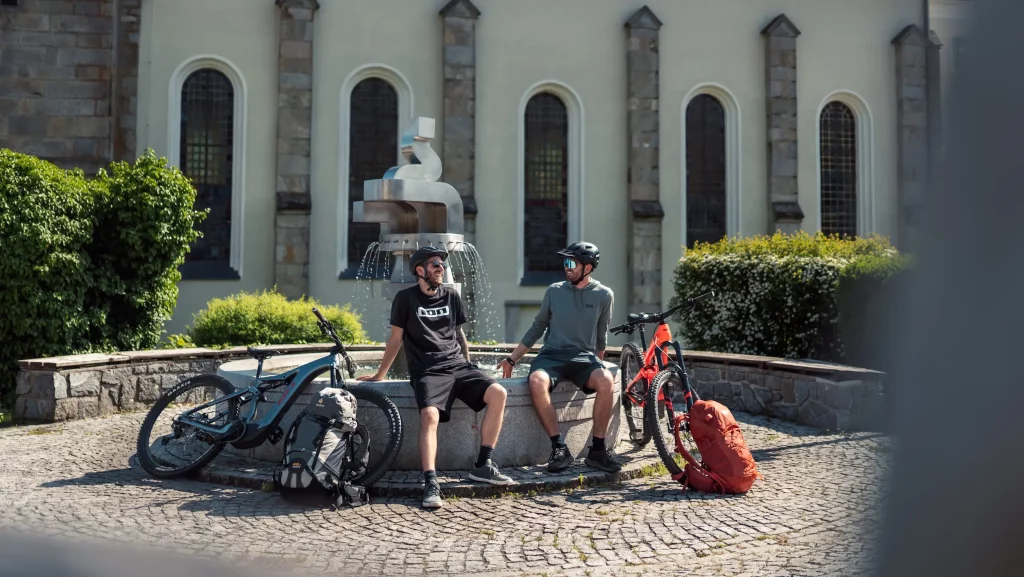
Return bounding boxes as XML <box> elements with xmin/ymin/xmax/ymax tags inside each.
<box><xmin>874</xmin><ymin>0</ymin><xmax>1024</xmax><ymax>575</ymax></box>
<box><xmin>0</xmin><ymin>528</ymin><xmax>313</xmax><ymax>577</ymax></box>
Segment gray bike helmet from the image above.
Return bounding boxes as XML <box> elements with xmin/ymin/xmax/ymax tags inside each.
<box><xmin>557</xmin><ymin>242</ymin><xmax>600</xmax><ymax>271</ymax></box>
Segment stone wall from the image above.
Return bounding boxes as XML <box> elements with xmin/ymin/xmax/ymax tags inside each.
<box><xmin>676</xmin><ymin>352</ymin><xmax>885</xmax><ymax>432</ymax></box>
<box><xmin>14</xmin><ymin>350</ymin><xmax>249</xmax><ymax>422</ymax></box>
<box><xmin>14</xmin><ymin>345</ymin><xmax>886</xmax><ymax>433</ymax></box>
<box><xmin>0</xmin><ymin>0</ymin><xmax>140</xmax><ymax>172</ymax></box>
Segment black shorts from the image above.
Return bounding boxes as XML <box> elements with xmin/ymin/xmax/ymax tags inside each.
<box><xmin>410</xmin><ymin>360</ymin><xmax>497</xmax><ymax>423</ymax></box>
<box><xmin>528</xmin><ymin>351</ymin><xmax>605</xmax><ymax>394</ymax></box>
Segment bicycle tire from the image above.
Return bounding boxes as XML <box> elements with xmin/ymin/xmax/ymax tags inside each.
<box><xmin>136</xmin><ymin>374</ymin><xmax>240</xmax><ymax>479</ymax></box>
<box><xmin>645</xmin><ymin>367</ymin><xmax>692</xmax><ymax>478</ymax></box>
<box><xmin>346</xmin><ymin>385</ymin><xmax>403</xmax><ymax>488</ymax></box>
<box><xmin>618</xmin><ymin>342</ymin><xmax>651</xmax><ymax>446</ymax></box>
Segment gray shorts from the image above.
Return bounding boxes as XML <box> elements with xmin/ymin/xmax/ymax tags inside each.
<box><xmin>528</xmin><ymin>351</ymin><xmax>605</xmax><ymax>394</ymax></box>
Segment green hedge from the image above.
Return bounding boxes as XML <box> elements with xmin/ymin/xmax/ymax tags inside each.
<box><xmin>166</xmin><ymin>289</ymin><xmax>367</xmax><ymax>349</ymax></box>
<box><xmin>669</xmin><ymin>231</ymin><xmax>911</xmax><ymax>367</ymax></box>
<box><xmin>0</xmin><ymin>149</ymin><xmax>204</xmax><ymax>409</ymax></box>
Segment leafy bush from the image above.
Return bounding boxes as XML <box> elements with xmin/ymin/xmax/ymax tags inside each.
<box><xmin>0</xmin><ymin>149</ymin><xmax>205</xmax><ymax>409</ymax></box>
<box><xmin>0</xmin><ymin>150</ymin><xmax>97</xmax><ymax>408</ymax></box>
<box><xmin>670</xmin><ymin>231</ymin><xmax>910</xmax><ymax>364</ymax></box>
<box><xmin>85</xmin><ymin>151</ymin><xmax>205</xmax><ymax>352</ymax></box>
<box><xmin>184</xmin><ymin>289</ymin><xmax>367</xmax><ymax>348</ymax></box>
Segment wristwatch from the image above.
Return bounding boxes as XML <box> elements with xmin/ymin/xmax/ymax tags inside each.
<box><xmin>503</xmin><ymin>356</ymin><xmax>516</xmax><ymax>367</ymax></box>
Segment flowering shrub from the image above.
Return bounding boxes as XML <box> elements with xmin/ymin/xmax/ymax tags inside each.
<box><xmin>670</xmin><ymin>231</ymin><xmax>910</xmax><ymax>364</ymax></box>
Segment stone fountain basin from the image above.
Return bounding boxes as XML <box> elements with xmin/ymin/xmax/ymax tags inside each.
<box><xmin>217</xmin><ymin>351</ymin><xmax>622</xmax><ymax>471</ymax></box>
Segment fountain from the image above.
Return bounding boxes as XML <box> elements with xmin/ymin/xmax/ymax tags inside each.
<box><xmin>352</xmin><ymin>117</ymin><xmax>465</xmax><ymax>299</ymax></box>
<box><xmin>220</xmin><ymin>117</ymin><xmax>622</xmax><ymax>471</ymax></box>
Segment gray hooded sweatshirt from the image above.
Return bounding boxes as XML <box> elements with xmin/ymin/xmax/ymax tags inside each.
<box><xmin>520</xmin><ymin>279</ymin><xmax>614</xmax><ymax>361</ymax></box>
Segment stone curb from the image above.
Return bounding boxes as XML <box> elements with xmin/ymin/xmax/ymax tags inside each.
<box><xmin>135</xmin><ymin>444</ymin><xmax>669</xmax><ymax>499</ymax></box>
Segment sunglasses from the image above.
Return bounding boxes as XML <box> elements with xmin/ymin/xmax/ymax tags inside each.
<box><xmin>563</xmin><ymin>258</ymin><xmax>578</xmax><ymax>270</ymax></box>
<box><xmin>427</xmin><ymin>260</ymin><xmax>447</xmax><ymax>269</ymax></box>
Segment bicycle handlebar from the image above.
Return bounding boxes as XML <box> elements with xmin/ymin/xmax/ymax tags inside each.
<box><xmin>609</xmin><ymin>290</ymin><xmax>715</xmax><ymax>335</ymax></box>
<box><xmin>312</xmin><ymin>307</ymin><xmax>357</xmax><ymax>378</ymax></box>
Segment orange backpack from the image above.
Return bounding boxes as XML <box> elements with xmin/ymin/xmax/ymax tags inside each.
<box><xmin>671</xmin><ymin>400</ymin><xmax>763</xmax><ymax>494</ymax></box>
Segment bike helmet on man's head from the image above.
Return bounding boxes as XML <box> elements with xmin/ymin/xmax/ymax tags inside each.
<box><xmin>409</xmin><ymin>245</ymin><xmax>449</xmax><ymax>276</ymax></box>
<box><xmin>557</xmin><ymin>242</ymin><xmax>600</xmax><ymax>271</ymax></box>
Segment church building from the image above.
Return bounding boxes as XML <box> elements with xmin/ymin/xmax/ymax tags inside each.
<box><xmin>0</xmin><ymin>0</ymin><xmax>974</xmax><ymax>344</ymax></box>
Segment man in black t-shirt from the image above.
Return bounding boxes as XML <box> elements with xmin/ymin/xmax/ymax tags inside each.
<box><xmin>357</xmin><ymin>245</ymin><xmax>513</xmax><ymax>508</ymax></box>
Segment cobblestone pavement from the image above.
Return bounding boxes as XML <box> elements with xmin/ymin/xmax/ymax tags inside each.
<box><xmin>0</xmin><ymin>411</ymin><xmax>890</xmax><ymax>576</ymax></box>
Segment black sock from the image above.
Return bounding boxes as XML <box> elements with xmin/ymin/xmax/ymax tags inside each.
<box><xmin>475</xmin><ymin>445</ymin><xmax>494</xmax><ymax>468</ymax></box>
<box><xmin>423</xmin><ymin>470</ymin><xmax>437</xmax><ymax>484</ymax></box>
<box><xmin>591</xmin><ymin>437</ymin><xmax>606</xmax><ymax>453</ymax></box>
<box><xmin>551</xmin><ymin>434</ymin><xmax>564</xmax><ymax>449</ymax></box>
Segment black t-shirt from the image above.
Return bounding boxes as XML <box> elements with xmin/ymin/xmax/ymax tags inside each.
<box><xmin>389</xmin><ymin>285</ymin><xmax>468</xmax><ymax>377</ymax></box>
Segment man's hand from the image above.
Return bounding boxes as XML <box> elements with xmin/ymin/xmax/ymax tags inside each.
<box><xmin>497</xmin><ymin>358</ymin><xmax>513</xmax><ymax>378</ymax></box>
<box><xmin>356</xmin><ymin>372</ymin><xmax>383</xmax><ymax>382</ymax></box>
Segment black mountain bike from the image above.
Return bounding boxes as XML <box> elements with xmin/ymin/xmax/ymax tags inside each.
<box><xmin>136</xmin><ymin>308</ymin><xmax>403</xmax><ymax>488</ymax></box>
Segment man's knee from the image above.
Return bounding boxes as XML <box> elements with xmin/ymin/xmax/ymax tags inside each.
<box><xmin>589</xmin><ymin>368</ymin><xmax>614</xmax><ymax>395</ymax></box>
<box><xmin>420</xmin><ymin>406</ymin><xmax>440</xmax><ymax>427</ymax></box>
<box><xmin>485</xmin><ymin>382</ymin><xmax>507</xmax><ymax>405</ymax></box>
<box><xmin>528</xmin><ymin>371</ymin><xmax>551</xmax><ymax>396</ymax></box>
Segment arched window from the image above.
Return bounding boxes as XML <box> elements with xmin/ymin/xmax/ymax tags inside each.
<box><xmin>346</xmin><ymin>78</ymin><xmax>398</xmax><ymax>271</ymax></box>
<box><xmin>819</xmin><ymin>101</ymin><xmax>857</xmax><ymax>237</ymax></box>
<box><xmin>523</xmin><ymin>92</ymin><xmax>568</xmax><ymax>279</ymax></box>
<box><xmin>180</xmin><ymin>69</ymin><xmax>235</xmax><ymax>276</ymax></box>
<box><xmin>685</xmin><ymin>94</ymin><xmax>727</xmax><ymax>247</ymax></box>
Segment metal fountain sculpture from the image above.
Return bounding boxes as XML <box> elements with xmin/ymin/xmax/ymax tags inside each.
<box><xmin>352</xmin><ymin>117</ymin><xmax>466</xmax><ymax>300</ymax></box>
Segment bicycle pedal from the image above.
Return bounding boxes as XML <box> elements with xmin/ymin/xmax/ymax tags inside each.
<box><xmin>267</xmin><ymin>425</ymin><xmax>284</xmax><ymax>445</ymax></box>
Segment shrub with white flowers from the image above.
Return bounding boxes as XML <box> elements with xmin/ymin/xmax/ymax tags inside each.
<box><xmin>670</xmin><ymin>231</ymin><xmax>911</xmax><ymax>364</ymax></box>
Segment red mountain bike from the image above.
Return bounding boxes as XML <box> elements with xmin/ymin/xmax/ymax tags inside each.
<box><xmin>611</xmin><ymin>291</ymin><xmax>714</xmax><ymax>469</ymax></box>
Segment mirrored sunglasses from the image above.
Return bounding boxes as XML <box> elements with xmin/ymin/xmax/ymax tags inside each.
<box><xmin>563</xmin><ymin>258</ymin><xmax>577</xmax><ymax>270</ymax></box>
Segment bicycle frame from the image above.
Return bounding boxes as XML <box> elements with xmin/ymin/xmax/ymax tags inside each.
<box><xmin>173</xmin><ymin>309</ymin><xmax>358</xmax><ymax>450</ymax></box>
<box><xmin>624</xmin><ymin>321</ymin><xmax>689</xmax><ymax>407</ymax></box>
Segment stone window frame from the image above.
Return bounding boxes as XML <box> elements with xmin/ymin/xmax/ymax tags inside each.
<box><xmin>680</xmin><ymin>83</ymin><xmax>741</xmax><ymax>248</ymax></box>
<box><xmin>516</xmin><ymin>80</ymin><xmax>584</xmax><ymax>286</ymax></box>
<box><xmin>167</xmin><ymin>55</ymin><xmax>247</xmax><ymax>280</ymax></box>
<box><xmin>336</xmin><ymin>64</ymin><xmax>415</xmax><ymax>279</ymax></box>
<box><xmin>814</xmin><ymin>90</ymin><xmax>874</xmax><ymax>237</ymax></box>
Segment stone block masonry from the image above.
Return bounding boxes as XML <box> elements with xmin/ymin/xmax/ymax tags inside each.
<box><xmin>0</xmin><ymin>0</ymin><xmax>141</xmax><ymax>172</ymax></box>
<box><xmin>762</xmin><ymin>14</ymin><xmax>804</xmax><ymax>234</ymax></box>
<box><xmin>893</xmin><ymin>24</ymin><xmax>931</xmax><ymax>254</ymax></box>
<box><xmin>273</xmin><ymin>0</ymin><xmax>319</xmax><ymax>300</ymax></box>
<box><xmin>625</xmin><ymin>6</ymin><xmax>664</xmax><ymax>317</ymax></box>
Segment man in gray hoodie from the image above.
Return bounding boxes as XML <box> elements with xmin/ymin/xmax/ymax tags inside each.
<box><xmin>497</xmin><ymin>242</ymin><xmax>621</xmax><ymax>473</ymax></box>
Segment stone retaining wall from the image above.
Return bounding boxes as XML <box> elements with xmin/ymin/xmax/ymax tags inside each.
<box><xmin>14</xmin><ymin>344</ymin><xmax>886</xmax><ymax>432</ymax></box>
<box><xmin>675</xmin><ymin>352</ymin><xmax>885</xmax><ymax>431</ymax></box>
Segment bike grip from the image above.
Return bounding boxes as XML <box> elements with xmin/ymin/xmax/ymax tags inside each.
<box><xmin>312</xmin><ymin>307</ymin><xmax>327</xmax><ymax>322</ymax></box>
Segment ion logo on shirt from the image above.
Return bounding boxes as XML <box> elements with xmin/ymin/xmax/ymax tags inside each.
<box><xmin>417</xmin><ymin>305</ymin><xmax>451</xmax><ymax>318</ymax></box>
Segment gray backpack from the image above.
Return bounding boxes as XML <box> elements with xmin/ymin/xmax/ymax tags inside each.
<box><xmin>274</xmin><ymin>387</ymin><xmax>371</xmax><ymax>507</ymax></box>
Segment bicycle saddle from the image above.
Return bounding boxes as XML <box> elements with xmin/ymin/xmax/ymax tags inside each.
<box><xmin>247</xmin><ymin>346</ymin><xmax>285</xmax><ymax>360</ymax></box>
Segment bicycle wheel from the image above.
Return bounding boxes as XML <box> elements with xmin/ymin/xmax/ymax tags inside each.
<box><xmin>618</xmin><ymin>342</ymin><xmax>651</xmax><ymax>446</ymax></box>
<box><xmin>136</xmin><ymin>374</ymin><xmax>240</xmax><ymax>479</ymax></box>
<box><xmin>346</xmin><ymin>385</ymin><xmax>403</xmax><ymax>487</ymax></box>
<box><xmin>645</xmin><ymin>367</ymin><xmax>700</xmax><ymax>478</ymax></box>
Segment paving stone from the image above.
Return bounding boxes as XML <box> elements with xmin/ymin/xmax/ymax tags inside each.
<box><xmin>0</xmin><ymin>409</ymin><xmax>889</xmax><ymax>576</ymax></box>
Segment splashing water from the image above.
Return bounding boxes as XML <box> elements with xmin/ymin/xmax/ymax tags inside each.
<box><xmin>349</xmin><ymin>241</ymin><xmax>501</xmax><ymax>343</ymax></box>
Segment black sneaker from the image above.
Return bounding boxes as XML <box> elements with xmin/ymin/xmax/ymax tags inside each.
<box><xmin>547</xmin><ymin>444</ymin><xmax>574</xmax><ymax>472</ymax></box>
<box><xmin>467</xmin><ymin>459</ymin><xmax>514</xmax><ymax>485</ymax></box>
<box><xmin>421</xmin><ymin>479</ymin><xmax>443</xmax><ymax>509</ymax></box>
<box><xmin>584</xmin><ymin>448</ymin><xmax>622</xmax><ymax>473</ymax></box>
